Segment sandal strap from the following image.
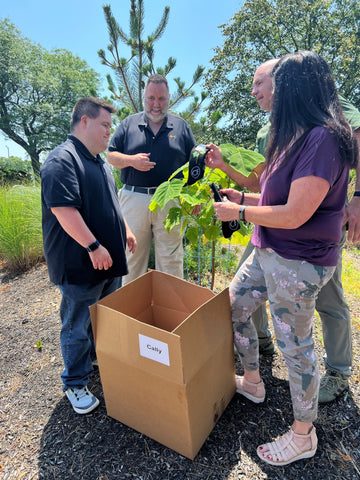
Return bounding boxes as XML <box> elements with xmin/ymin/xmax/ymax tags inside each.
<box><xmin>267</xmin><ymin>430</ymin><xmax>302</xmax><ymax>461</ymax></box>
<box><xmin>262</xmin><ymin>427</ymin><xmax>317</xmax><ymax>463</ymax></box>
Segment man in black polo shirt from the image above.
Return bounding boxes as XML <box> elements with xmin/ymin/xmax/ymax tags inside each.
<box><xmin>41</xmin><ymin>97</ymin><xmax>136</xmax><ymax>414</ymax></box>
<box><xmin>107</xmin><ymin>74</ymin><xmax>196</xmax><ymax>284</ymax></box>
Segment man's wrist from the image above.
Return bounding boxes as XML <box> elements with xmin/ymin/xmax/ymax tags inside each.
<box><xmin>86</xmin><ymin>240</ymin><xmax>100</xmax><ymax>252</ymax></box>
<box><xmin>353</xmin><ymin>190</ymin><xmax>360</xmax><ymax>197</ymax></box>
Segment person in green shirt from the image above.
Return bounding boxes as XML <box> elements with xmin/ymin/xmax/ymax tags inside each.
<box><xmin>207</xmin><ymin>58</ymin><xmax>360</xmax><ymax>403</ymax></box>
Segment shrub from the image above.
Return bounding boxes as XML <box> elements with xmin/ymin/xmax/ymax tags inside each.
<box><xmin>0</xmin><ymin>157</ymin><xmax>34</xmax><ymax>185</ymax></box>
<box><xmin>0</xmin><ymin>185</ymin><xmax>43</xmax><ymax>272</ymax></box>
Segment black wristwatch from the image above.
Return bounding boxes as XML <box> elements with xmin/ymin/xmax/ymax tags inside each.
<box><xmin>86</xmin><ymin>240</ymin><xmax>100</xmax><ymax>252</ymax></box>
<box><xmin>353</xmin><ymin>191</ymin><xmax>360</xmax><ymax>197</ymax></box>
<box><xmin>239</xmin><ymin>205</ymin><xmax>246</xmax><ymax>222</ymax></box>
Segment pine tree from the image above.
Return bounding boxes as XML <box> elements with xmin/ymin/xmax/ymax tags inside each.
<box><xmin>98</xmin><ymin>0</ymin><xmax>207</xmax><ymax>122</ymax></box>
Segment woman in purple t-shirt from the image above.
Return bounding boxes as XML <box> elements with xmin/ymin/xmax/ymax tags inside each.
<box><xmin>207</xmin><ymin>51</ymin><xmax>358</xmax><ymax>466</ymax></box>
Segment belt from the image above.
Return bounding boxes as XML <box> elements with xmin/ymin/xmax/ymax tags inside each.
<box><xmin>124</xmin><ymin>184</ymin><xmax>157</xmax><ymax>195</ymax></box>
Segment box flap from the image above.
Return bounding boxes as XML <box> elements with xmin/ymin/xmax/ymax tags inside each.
<box><xmin>95</xmin><ymin>272</ymin><xmax>153</xmax><ymax>319</ymax></box>
<box><xmin>150</xmin><ymin>271</ymin><xmax>214</xmax><ymax>313</ymax></box>
<box><xmin>173</xmin><ymin>288</ymin><xmax>233</xmax><ymax>383</ymax></box>
<box><xmin>93</xmin><ymin>271</ymin><xmax>214</xmax><ymax>323</ymax></box>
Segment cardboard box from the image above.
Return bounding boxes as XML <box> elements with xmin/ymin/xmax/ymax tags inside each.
<box><xmin>90</xmin><ymin>271</ymin><xmax>235</xmax><ymax>460</ymax></box>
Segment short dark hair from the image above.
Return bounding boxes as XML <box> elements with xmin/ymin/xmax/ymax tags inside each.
<box><xmin>70</xmin><ymin>97</ymin><xmax>117</xmax><ymax>131</ymax></box>
<box><xmin>145</xmin><ymin>74</ymin><xmax>169</xmax><ymax>91</ymax></box>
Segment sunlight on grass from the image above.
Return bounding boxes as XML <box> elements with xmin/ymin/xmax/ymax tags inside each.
<box><xmin>343</xmin><ymin>247</ymin><xmax>360</xmax><ymax>334</ymax></box>
<box><xmin>342</xmin><ymin>248</ymin><xmax>360</xmax><ymax>300</ymax></box>
<box><xmin>0</xmin><ymin>185</ymin><xmax>43</xmax><ymax>271</ymax></box>
<box><xmin>313</xmin><ymin>247</ymin><xmax>360</xmax><ymax>345</ymax></box>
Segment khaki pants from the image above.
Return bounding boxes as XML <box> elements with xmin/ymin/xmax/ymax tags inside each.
<box><xmin>119</xmin><ymin>187</ymin><xmax>183</xmax><ymax>285</ymax></box>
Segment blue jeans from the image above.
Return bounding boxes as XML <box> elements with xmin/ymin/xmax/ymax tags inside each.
<box><xmin>58</xmin><ymin>276</ymin><xmax>122</xmax><ymax>391</ymax></box>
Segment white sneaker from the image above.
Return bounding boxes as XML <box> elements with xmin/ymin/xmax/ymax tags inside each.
<box><xmin>65</xmin><ymin>386</ymin><xmax>100</xmax><ymax>414</ymax></box>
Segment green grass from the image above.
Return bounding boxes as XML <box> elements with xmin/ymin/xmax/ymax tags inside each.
<box><xmin>0</xmin><ymin>185</ymin><xmax>44</xmax><ymax>272</ymax></box>
<box><xmin>343</xmin><ymin>247</ymin><xmax>360</xmax><ymax>332</ymax></box>
<box><xmin>314</xmin><ymin>247</ymin><xmax>360</xmax><ymax>346</ymax></box>
<box><xmin>342</xmin><ymin>247</ymin><xmax>360</xmax><ymax>301</ymax></box>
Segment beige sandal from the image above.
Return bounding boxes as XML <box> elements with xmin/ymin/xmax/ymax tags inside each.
<box><xmin>235</xmin><ymin>375</ymin><xmax>265</xmax><ymax>403</ymax></box>
<box><xmin>257</xmin><ymin>427</ymin><xmax>317</xmax><ymax>466</ymax></box>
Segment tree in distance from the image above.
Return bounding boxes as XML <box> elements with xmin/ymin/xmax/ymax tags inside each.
<box><xmin>205</xmin><ymin>0</ymin><xmax>360</xmax><ymax>148</ymax></box>
<box><xmin>0</xmin><ymin>19</ymin><xmax>100</xmax><ymax>177</ymax></box>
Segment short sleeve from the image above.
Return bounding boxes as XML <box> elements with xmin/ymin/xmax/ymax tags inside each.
<box><xmin>41</xmin><ymin>150</ymin><xmax>82</xmax><ymax>209</ymax></box>
<box><xmin>291</xmin><ymin>127</ymin><xmax>343</xmax><ymax>188</ymax></box>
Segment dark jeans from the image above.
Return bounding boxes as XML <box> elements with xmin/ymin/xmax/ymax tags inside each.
<box><xmin>58</xmin><ymin>276</ymin><xmax>122</xmax><ymax>391</ymax></box>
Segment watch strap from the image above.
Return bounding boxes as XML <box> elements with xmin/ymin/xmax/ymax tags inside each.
<box><xmin>239</xmin><ymin>205</ymin><xmax>246</xmax><ymax>222</ymax></box>
<box><xmin>353</xmin><ymin>191</ymin><xmax>360</xmax><ymax>197</ymax></box>
<box><xmin>86</xmin><ymin>240</ymin><xmax>100</xmax><ymax>252</ymax></box>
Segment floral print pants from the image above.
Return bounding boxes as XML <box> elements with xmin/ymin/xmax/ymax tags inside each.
<box><xmin>230</xmin><ymin>247</ymin><xmax>335</xmax><ymax>423</ymax></box>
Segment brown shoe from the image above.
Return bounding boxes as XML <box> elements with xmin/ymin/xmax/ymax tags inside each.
<box><xmin>235</xmin><ymin>375</ymin><xmax>265</xmax><ymax>403</ymax></box>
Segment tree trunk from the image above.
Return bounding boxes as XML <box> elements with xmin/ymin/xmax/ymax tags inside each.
<box><xmin>29</xmin><ymin>152</ymin><xmax>41</xmax><ymax>178</ymax></box>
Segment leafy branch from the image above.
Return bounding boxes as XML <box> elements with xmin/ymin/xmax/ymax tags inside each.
<box><xmin>149</xmin><ymin>145</ymin><xmax>265</xmax><ymax>246</ymax></box>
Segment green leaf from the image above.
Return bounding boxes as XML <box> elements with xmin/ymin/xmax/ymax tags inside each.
<box><xmin>149</xmin><ymin>179</ymin><xmax>183</xmax><ymax>211</ymax></box>
<box><xmin>180</xmin><ymin>191</ymin><xmax>204</xmax><ymax>207</ymax></box>
<box><xmin>169</xmin><ymin>163</ymin><xmax>188</xmax><ymax>180</ymax></box>
<box><xmin>164</xmin><ymin>207</ymin><xmax>182</xmax><ymax>233</ymax></box>
<box><xmin>196</xmin><ymin>204</ymin><xmax>215</xmax><ymax>227</ymax></box>
<box><xmin>204</xmin><ymin>225</ymin><xmax>220</xmax><ymax>242</ymax></box>
<box><xmin>220</xmin><ymin>144</ymin><xmax>265</xmax><ymax>177</ymax></box>
<box><xmin>185</xmin><ymin>226</ymin><xmax>200</xmax><ymax>244</ymax></box>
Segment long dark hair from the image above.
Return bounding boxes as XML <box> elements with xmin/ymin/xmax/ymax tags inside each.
<box><xmin>266</xmin><ymin>50</ymin><xmax>358</xmax><ymax>176</ymax></box>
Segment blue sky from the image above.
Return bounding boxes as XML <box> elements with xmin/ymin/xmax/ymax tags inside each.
<box><xmin>1</xmin><ymin>0</ymin><xmax>243</xmax><ymax>159</ymax></box>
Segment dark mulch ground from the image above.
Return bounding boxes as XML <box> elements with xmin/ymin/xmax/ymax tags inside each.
<box><xmin>1</xmin><ymin>258</ymin><xmax>360</xmax><ymax>480</ymax></box>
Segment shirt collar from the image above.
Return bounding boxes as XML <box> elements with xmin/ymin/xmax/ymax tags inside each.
<box><xmin>68</xmin><ymin>135</ymin><xmax>104</xmax><ymax>163</ymax></box>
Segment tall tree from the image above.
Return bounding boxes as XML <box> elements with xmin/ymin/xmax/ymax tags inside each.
<box><xmin>98</xmin><ymin>0</ymin><xmax>207</xmax><ymax>121</ymax></box>
<box><xmin>205</xmin><ymin>0</ymin><xmax>360</xmax><ymax>148</ymax></box>
<box><xmin>0</xmin><ymin>19</ymin><xmax>100</xmax><ymax>176</ymax></box>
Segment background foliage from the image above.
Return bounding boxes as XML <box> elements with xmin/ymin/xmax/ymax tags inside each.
<box><xmin>0</xmin><ymin>19</ymin><xmax>100</xmax><ymax>176</ymax></box>
<box><xmin>205</xmin><ymin>0</ymin><xmax>360</xmax><ymax>147</ymax></box>
<box><xmin>0</xmin><ymin>185</ymin><xmax>43</xmax><ymax>271</ymax></box>
<box><xmin>0</xmin><ymin>156</ymin><xmax>33</xmax><ymax>185</ymax></box>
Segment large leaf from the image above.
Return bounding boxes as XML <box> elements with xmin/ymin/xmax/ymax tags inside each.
<box><xmin>180</xmin><ymin>191</ymin><xmax>204</xmax><ymax>207</ymax></box>
<box><xmin>185</xmin><ymin>226</ymin><xmax>200</xmax><ymax>244</ymax></box>
<box><xmin>220</xmin><ymin>143</ymin><xmax>265</xmax><ymax>177</ymax></box>
<box><xmin>196</xmin><ymin>202</ymin><xmax>215</xmax><ymax>227</ymax></box>
<box><xmin>149</xmin><ymin>179</ymin><xmax>184</xmax><ymax>211</ymax></box>
<box><xmin>164</xmin><ymin>207</ymin><xmax>182</xmax><ymax>233</ymax></box>
<box><xmin>204</xmin><ymin>224</ymin><xmax>220</xmax><ymax>242</ymax></box>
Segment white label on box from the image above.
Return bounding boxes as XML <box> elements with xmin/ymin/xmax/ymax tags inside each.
<box><xmin>138</xmin><ymin>334</ymin><xmax>170</xmax><ymax>366</ymax></box>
